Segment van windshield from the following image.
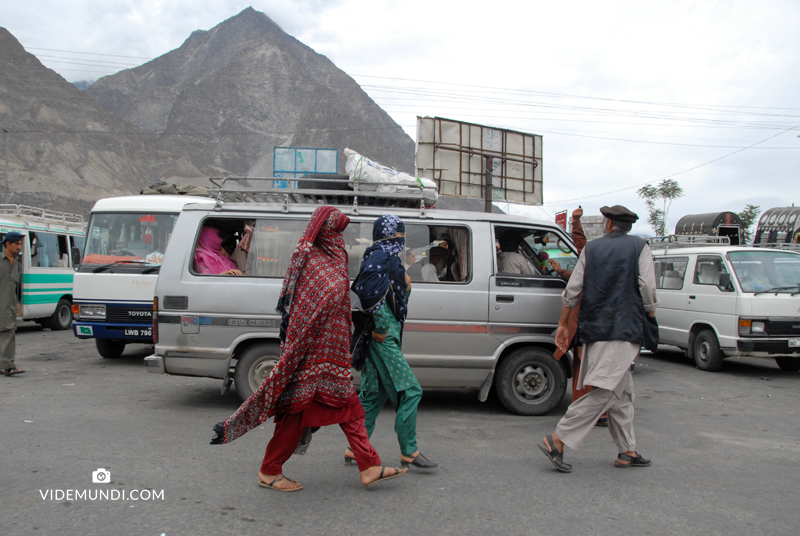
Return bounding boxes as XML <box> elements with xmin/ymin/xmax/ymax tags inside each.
<box><xmin>728</xmin><ymin>250</ymin><xmax>800</xmax><ymax>293</ymax></box>
<box><xmin>79</xmin><ymin>212</ymin><xmax>179</xmax><ymax>273</ymax></box>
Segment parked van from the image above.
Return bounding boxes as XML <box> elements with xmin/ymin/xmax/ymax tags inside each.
<box><xmin>72</xmin><ymin>195</ymin><xmax>214</xmax><ymax>358</ymax></box>
<box><xmin>144</xmin><ymin>181</ymin><xmax>579</xmax><ymax>415</ymax></box>
<box><xmin>650</xmin><ymin>239</ymin><xmax>800</xmax><ymax>372</ymax></box>
<box><xmin>0</xmin><ymin>204</ymin><xmax>86</xmax><ymax>330</ymax></box>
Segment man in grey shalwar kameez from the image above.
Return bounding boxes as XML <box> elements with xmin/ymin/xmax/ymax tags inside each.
<box><xmin>0</xmin><ymin>231</ymin><xmax>24</xmax><ymax>376</ymax></box>
<box><xmin>539</xmin><ymin>205</ymin><xmax>658</xmax><ymax>472</ymax></box>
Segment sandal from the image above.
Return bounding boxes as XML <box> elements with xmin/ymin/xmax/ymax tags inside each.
<box><xmin>365</xmin><ymin>466</ymin><xmax>407</xmax><ymax>486</ymax></box>
<box><xmin>3</xmin><ymin>368</ymin><xmax>24</xmax><ymax>376</ymax></box>
<box><xmin>615</xmin><ymin>452</ymin><xmax>651</xmax><ymax>468</ymax></box>
<box><xmin>258</xmin><ymin>475</ymin><xmax>303</xmax><ymax>492</ymax></box>
<box><xmin>401</xmin><ymin>452</ymin><xmax>438</xmax><ymax>469</ymax></box>
<box><xmin>344</xmin><ymin>447</ymin><xmax>357</xmax><ymax>466</ymax></box>
<box><xmin>538</xmin><ymin>435</ymin><xmax>572</xmax><ymax>473</ymax></box>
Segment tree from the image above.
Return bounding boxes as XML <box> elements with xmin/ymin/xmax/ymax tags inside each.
<box><xmin>637</xmin><ymin>179</ymin><xmax>685</xmax><ymax>236</ymax></box>
<box><xmin>738</xmin><ymin>204</ymin><xmax>761</xmax><ymax>244</ymax></box>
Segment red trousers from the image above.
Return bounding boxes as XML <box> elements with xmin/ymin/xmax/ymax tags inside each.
<box><xmin>261</xmin><ymin>402</ymin><xmax>381</xmax><ymax>474</ymax></box>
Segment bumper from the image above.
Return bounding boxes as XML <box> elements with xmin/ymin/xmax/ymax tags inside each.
<box><xmin>73</xmin><ymin>322</ymin><xmax>154</xmax><ymax>342</ymax></box>
<box><xmin>737</xmin><ymin>339</ymin><xmax>800</xmax><ymax>355</ymax></box>
<box><xmin>144</xmin><ymin>354</ymin><xmax>165</xmax><ymax>374</ymax></box>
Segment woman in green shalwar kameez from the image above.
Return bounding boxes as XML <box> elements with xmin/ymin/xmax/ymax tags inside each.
<box><xmin>347</xmin><ymin>215</ymin><xmax>437</xmax><ymax>469</ymax></box>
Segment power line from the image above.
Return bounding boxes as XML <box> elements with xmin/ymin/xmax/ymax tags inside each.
<box><xmin>26</xmin><ymin>47</ymin><xmax>153</xmax><ymax>60</ymax></box>
<box><xmin>547</xmin><ymin>122</ymin><xmax>800</xmax><ymax>203</ymax></box>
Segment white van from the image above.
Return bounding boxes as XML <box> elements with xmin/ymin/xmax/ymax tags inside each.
<box><xmin>0</xmin><ymin>204</ymin><xmax>86</xmax><ymax>330</ymax></box>
<box><xmin>144</xmin><ymin>180</ymin><xmax>580</xmax><ymax>416</ymax></box>
<box><xmin>72</xmin><ymin>195</ymin><xmax>214</xmax><ymax>358</ymax></box>
<box><xmin>651</xmin><ymin>239</ymin><xmax>800</xmax><ymax>371</ymax></box>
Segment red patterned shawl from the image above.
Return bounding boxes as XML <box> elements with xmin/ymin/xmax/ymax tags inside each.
<box><xmin>217</xmin><ymin>207</ymin><xmax>355</xmax><ymax>444</ymax></box>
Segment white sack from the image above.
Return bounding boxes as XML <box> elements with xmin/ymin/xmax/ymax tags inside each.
<box><xmin>344</xmin><ymin>148</ymin><xmax>438</xmax><ymax>203</ymax></box>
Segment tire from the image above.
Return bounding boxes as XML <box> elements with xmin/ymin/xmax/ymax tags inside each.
<box><xmin>494</xmin><ymin>347</ymin><xmax>567</xmax><ymax>416</ymax></box>
<box><xmin>234</xmin><ymin>341</ymin><xmax>281</xmax><ymax>401</ymax></box>
<box><xmin>96</xmin><ymin>338</ymin><xmax>126</xmax><ymax>359</ymax></box>
<box><xmin>693</xmin><ymin>329</ymin><xmax>724</xmax><ymax>371</ymax></box>
<box><xmin>775</xmin><ymin>356</ymin><xmax>800</xmax><ymax>372</ymax></box>
<box><xmin>47</xmin><ymin>298</ymin><xmax>73</xmax><ymax>331</ymax></box>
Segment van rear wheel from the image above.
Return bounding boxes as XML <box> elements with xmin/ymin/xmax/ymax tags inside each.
<box><xmin>47</xmin><ymin>299</ymin><xmax>73</xmax><ymax>330</ymax></box>
<box><xmin>495</xmin><ymin>347</ymin><xmax>566</xmax><ymax>416</ymax></box>
<box><xmin>775</xmin><ymin>357</ymin><xmax>800</xmax><ymax>372</ymax></box>
<box><xmin>693</xmin><ymin>329</ymin><xmax>724</xmax><ymax>371</ymax></box>
<box><xmin>96</xmin><ymin>338</ymin><xmax>126</xmax><ymax>359</ymax></box>
<box><xmin>234</xmin><ymin>341</ymin><xmax>280</xmax><ymax>401</ymax></box>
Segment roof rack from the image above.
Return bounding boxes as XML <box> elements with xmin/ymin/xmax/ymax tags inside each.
<box><xmin>752</xmin><ymin>242</ymin><xmax>800</xmax><ymax>251</ymax></box>
<box><xmin>647</xmin><ymin>234</ymin><xmax>731</xmax><ymax>253</ymax></box>
<box><xmin>0</xmin><ymin>204</ymin><xmax>85</xmax><ymax>230</ymax></box>
<box><xmin>207</xmin><ymin>177</ymin><xmax>430</xmax><ymax>217</ymax></box>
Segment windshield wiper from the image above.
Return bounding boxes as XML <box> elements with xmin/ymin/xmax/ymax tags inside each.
<box><xmin>91</xmin><ymin>260</ymin><xmax>146</xmax><ymax>273</ymax></box>
<box><xmin>754</xmin><ymin>285</ymin><xmax>800</xmax><ymax>295</ymax></box>
<box><xmin>141</xmin><ymin>265</ymin><xmax>161</xmax><ymax>274</ymax></box>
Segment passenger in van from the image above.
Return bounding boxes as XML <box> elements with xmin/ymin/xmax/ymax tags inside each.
<box><xmin>349</xmin><ymin>214</ymin><xmax>437</xmax><ymax>469</ymax></box>
<box><xmin>403</xmin><ymin>247</ymin><xmax>417</xmax><ymax>270</ymax></box>
<box><xmin>497</xmin><ymin>231</ymin><xmax>534</xmax><ymax>275</ymax></box>
<box><xmin>421</xmin><ymin>247</ymin><xmax>451</xmax><ymax>281</ymax></box>
<box><xmin>738</xmin><ymin>263</ymin><xmax>771</xmax><ymax>292</ymax></box>
<box><xmin>193</xmin><ymin>226</ymin><xmax>243</xmax><ymax>275</ymax></box>
<box><xmin>210</xmin><ymin>206</ymin><xmax>406</xmax><ymax>490</ymax></box>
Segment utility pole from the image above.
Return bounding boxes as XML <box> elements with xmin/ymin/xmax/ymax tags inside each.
<box><xmin>3</xmin><ymin>129</ymin><xmax>8</xmax><ymax>204</ymax></box>
<box><xmin>484</xmin><ymin>156</ymin><xmax>494</xmax><ymax>213</ymax></box>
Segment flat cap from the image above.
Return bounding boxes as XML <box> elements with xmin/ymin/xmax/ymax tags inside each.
<box><xmin>600</xmin><ymin>205</ymin><xmax>639</xmax><ymax>223</ymax></box>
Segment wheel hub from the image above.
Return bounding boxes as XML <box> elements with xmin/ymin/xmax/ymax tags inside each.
<box><xmin>250</xmin><ymin>358</ymin><xmax>277</xmax><ymax>389</ymax></box>
<box><xmin>515</xmin><ymin>365</ymin><xmax>548</xmax><ymax>399</ymax></box>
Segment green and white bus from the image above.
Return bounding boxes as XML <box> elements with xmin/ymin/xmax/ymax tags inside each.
<box><xmin>0</xmin><ymin>204</ymin><xmax>87</xmax><ymax>330</ymax></box>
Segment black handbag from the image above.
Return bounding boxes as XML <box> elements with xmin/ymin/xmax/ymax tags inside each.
<box><xmin>642</xmin><ymin>314</ymin><xmax>659</xmax><ymax>352</ymax></box>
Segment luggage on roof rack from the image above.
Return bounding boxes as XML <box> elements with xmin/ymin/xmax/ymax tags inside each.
<box><xmin>207</xmin><ymin>177</ymin><xmax>430</xmax><ymax>216</ymax></box>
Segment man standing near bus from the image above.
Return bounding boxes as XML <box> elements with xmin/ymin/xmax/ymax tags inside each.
<box><xmin>1</xmin><ymin>231</ymin><xmax>24</xmax><ymax>376</ymax></box>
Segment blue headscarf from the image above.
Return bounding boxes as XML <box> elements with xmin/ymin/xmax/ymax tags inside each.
<box><xmin>353</xmin><ymin>215</ymin><xmax>408</xmax><ymax>325</ymax></box>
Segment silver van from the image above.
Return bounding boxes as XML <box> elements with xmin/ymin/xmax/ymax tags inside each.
<box><xmin>651</xmin><ymin>240</ymin><xmax>800</xmax><ymax>371</ymax></box>
<box><xmin>144</xmin><ymin>184</ymin><xmax>579</xmax><ymax>415</ymax></box>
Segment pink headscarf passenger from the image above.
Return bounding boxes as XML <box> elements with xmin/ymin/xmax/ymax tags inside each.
<box><xmin>194</xmin><ymin>226</ymin><xmax>240</xmax><ymax>274</ymax></box>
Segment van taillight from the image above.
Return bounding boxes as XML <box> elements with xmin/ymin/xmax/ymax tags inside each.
<box><xmin>153</xmin><ymin>297</ymin><xmax>158</xmax><ymax>344</ymax></box>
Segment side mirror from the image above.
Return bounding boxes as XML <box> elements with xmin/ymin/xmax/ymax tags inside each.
<box><xmin>718</xmin><ymin>272</ymin><xmax>733</xmax><ymax>291</ymax></box>
<box><xmin>71</xmin><ymin>247</ymin><xmax>82</xmax><ymax>267</ymax></box>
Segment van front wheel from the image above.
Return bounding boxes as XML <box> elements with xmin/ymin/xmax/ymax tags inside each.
<box><xmin>234</xmin><ymin>342</ymin><xmax>280</xmax><ymax>401</ymax></box>
<box><xmin>96</xmin><ymin>338</ymin><xmax>126</xmax><ymax>359</ymax></box>
<box><xmin>495</xmin><ymin>348</ymin><xmax>566</xmax><ymax>416</ymax></box>
<box><xmin>693</xmin><ymin>329</ymin><xmax>724</xmax><ymax>371</ymax></box>
<box><xmin>775</xmin><ymin>357</ymin><xmax>800</xmax><ymax>372</ymax></box>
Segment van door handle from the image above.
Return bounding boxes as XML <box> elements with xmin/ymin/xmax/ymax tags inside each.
<box><xmin>689</xmin><ymin>295</ymin><xmax>696</xmax><ymax>299</ymax></box>
<box><xmin>496</xmin><ymin>295</ymin><xmax>515</xmax><ymax>303</ymax></box>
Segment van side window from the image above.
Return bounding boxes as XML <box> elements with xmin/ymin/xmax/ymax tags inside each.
<box><xmin>494</xmin><ymin>226</ymin><xmax>575</xmax><ymax>277</ymax></box>
<box><xmin>404</xmin><ymin>224</ymin><xmax>471</xmax><ymax>284</ymax></box>
<box><xmin>654</xmin><ymin>256</ymin><xmax>688</xmax><ymax>290</ymax></box>
<box><xmin>29</xmin><ymin>232</ymin><xmax>67</xmax><ymax>268</ymax></box>
<box><xmin>71</xmin><ymin>236</ymin><xmax>86</xmax><ymax>260</ymax></box>
<box><xmin>693</xmin><ymin>255</ymin><xmax>728</xmax><ymax>286</ymax></box>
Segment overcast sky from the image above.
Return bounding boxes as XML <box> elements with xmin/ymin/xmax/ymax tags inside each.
<box><xmin>4</xmin><ymin>0</ymin><xmax>799</xmax><ymax>235</ymax></box>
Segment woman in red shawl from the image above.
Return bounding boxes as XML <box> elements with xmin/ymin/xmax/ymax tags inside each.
<box><xmin>211</xmin><ymin>206</ymin><xmax>406</xmax><ymax>491</ymax></box>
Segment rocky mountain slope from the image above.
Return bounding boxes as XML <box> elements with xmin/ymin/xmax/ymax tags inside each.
<box><xmin>86</xmin><ymin>7</ymin><xmax>415</xmax><ymax>178</ymax></box>
<box><xmin>0</xmin><ymin>28</ymin><xmax>209</xmax><ymax>215</ymax></box>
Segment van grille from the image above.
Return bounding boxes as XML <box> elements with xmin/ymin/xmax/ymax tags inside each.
<box><xmin>107</xmin><ymin>307</ymin><xmax>153</xmax><ymax>324</ymax></box>
<box><xmin>766</xmin><ymin>320</ymin><xmax>800</xmax><ymax>336</ymax></box>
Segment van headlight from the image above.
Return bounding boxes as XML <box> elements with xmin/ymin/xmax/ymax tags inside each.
<box><xmin>79</xmin><ymin>305</ymin><xmax>106</xmax><ymax>320</ymax></box>
<box><xmin>738</xmin><ymin>318</ymin><xmax>766</xmax><ymax>336</ymax></box>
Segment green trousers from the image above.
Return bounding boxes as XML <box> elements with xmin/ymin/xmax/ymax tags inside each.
<box><xmin>360</xmin><ymin>358</ymin><xmax>422</xmax><ymax>457</ymax></box>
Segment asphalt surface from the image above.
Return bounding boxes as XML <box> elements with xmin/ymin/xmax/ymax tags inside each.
<box><xmin>2</xmin><ymin>324</ymin><xmax>799</xmax><ymax>536</ymax></box>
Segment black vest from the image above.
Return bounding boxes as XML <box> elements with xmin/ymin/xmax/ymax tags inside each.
<box><xmin>577</xmin><ymin>231</ymin><xmax>647</xmax><ymax>345</ymax></box>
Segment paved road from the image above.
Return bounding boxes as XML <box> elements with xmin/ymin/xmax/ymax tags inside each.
<box><xmin>2</xmin><ymin>324</ymin><xmax>799</xmax><ymax>536</ymax></box>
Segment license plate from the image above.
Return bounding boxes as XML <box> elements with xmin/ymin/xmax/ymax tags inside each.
<box><xmin>125</xmin><ymin>328</ymin><xmax>152</xmax><ymax>337</ymax></box>
<box><xmin>790</xmin><ymin>339</ymin><xmax>800</xmax><ymax>348</ymax></box>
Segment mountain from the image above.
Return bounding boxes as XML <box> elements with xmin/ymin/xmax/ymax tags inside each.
<box><xmin>0</xmin><ymin>28</ymin><xmax>209</xmax><ymax>215</ymax></box>
<box><xmin>85</xmin><ymin>7</ymin><xmax>415</xmax><ymax>178</ymax></box>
